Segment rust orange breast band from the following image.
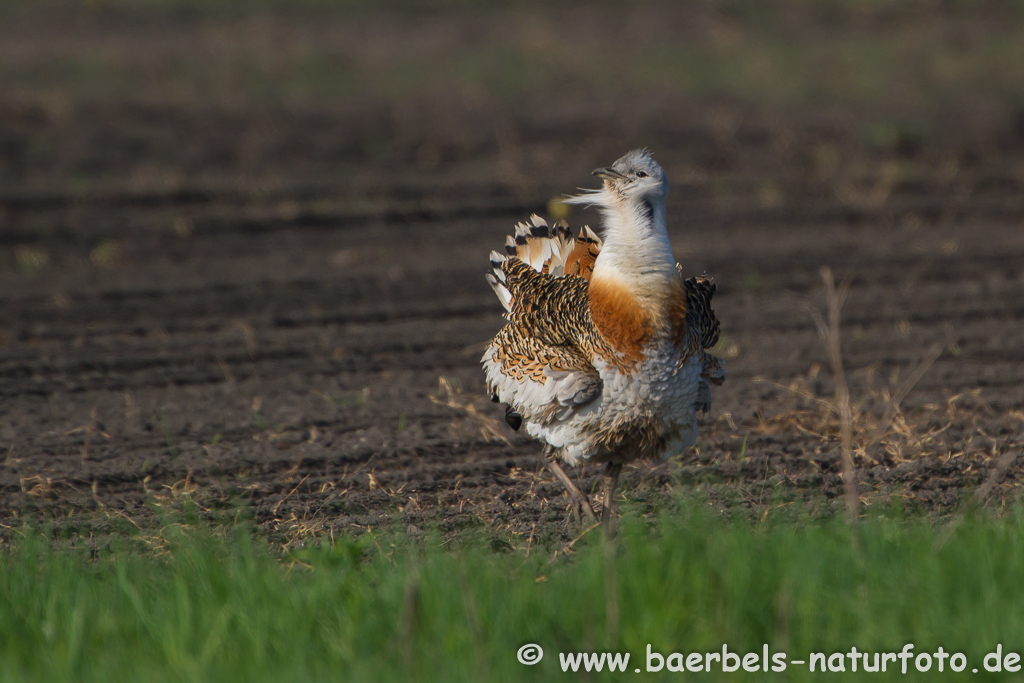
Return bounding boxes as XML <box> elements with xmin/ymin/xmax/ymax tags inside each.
<box><xmin>588</xmin><ymin>277</ymin><xmax>657</xmax><ymax>364</ymax></box>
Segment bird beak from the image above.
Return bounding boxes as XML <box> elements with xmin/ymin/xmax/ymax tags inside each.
<box><xmin>592</xmin><ymin>167</ymin><xmax>625</xmax><ymax>180</ymax></box>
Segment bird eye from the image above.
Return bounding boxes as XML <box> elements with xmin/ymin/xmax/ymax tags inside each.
<box><xmin>636</xmin><ymin>171</ymin><xmax>648</xmax><ymax>178</ymax></box>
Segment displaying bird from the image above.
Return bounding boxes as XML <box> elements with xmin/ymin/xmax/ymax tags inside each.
<box><xmin>482</xmin><ymin>149</ymin><xmax>724</xmax><ymax>526</ymax></box>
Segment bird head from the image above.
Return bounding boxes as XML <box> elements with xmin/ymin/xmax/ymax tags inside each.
<box><xmin>592</xmin><ymin>148</ymin><xmax>668</xmax><ymax>202</ymax></box>
<box><xmin>564</xmin><ymin>148</ymin><xmax>669</xmax><ymax>213</ymax></box>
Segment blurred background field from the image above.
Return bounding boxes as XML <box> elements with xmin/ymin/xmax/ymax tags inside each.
<box><xmin>4</xmin><ymin>1</ymin><xmax>1024</xmax><ymax>114</ymax></box>
<box><xmin>5</xmin><ymin>0</ymin><xmax>1024</xmax><ymax>197</ymax></box>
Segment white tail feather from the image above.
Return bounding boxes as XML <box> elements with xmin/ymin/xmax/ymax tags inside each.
<box><xmin>486</xmin><ymin>215</ymin><xmax>602</xmax><ymax>312</ymax></box>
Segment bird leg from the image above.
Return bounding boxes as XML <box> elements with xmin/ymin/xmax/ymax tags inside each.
<box><xmin>543</xmin><ymin>448</ymin><xmax>597</xmax><ymax>524</ymax></box>
<box><xmin>601</xmin><ymin>462</ymin><xmax>623</xmax><ymax>530</ymax></box>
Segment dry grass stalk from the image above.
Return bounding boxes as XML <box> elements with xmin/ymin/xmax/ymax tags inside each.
<box><xmin>604</xmin><ymin>535</ymin><xmax>619</xmax><ymax>644</ymax></box>
<box><xmin>865</xmin><ymin>341</ymin><xmax>945</xmax><ymax>452</ymax></box>
<box><xmin>455</xmin><ymin>563</ymin><xmax>490</xmax><ymax>680</ymax></box>
<box><xmin>400</xmin><ymin>568</ymin><xmax>420</xmax><ymax>671</ymax></box>
<box><xmin>429</xmin><ymin>376</ymin><xmax>510</xmax><ymax>445</ymax></box>
<box><xmin>973</xmin><ymin>411</ymin><xmax>1024</xmax><ymax>507</ymax></box>
<box><xmin>813</xmin><ymin>267</ymin><xmax>858</xmax><ymax>525</ymax></box>
<box><xmin>749</xmin><ymin>270</ymin><xmax>1020</xmax><ymax>514</ymax></box>
<box><xmin>934</xmin><ymin>411</ymin><xmax>1024</xmax><ymax>549</ymax></box>
<box><xmin>271</xmin><ymin>474</ymin><xmax>310</xmax><ymax>515</ymax></box>
<box><xmin>753</xmin><ymin>375</ymin><xmax>975</xmax><ymax>469</ymax></box>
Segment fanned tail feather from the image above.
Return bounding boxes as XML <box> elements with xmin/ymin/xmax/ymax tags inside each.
<box><xmin>486</xmin><ymin>251</ymin><xmax>512</xmax><ymax>311</ymax></box>
<box><xmin>678</xmin><ymin>265</ymin><xmax>720</xmax><ymax>350</ymax></box>
<box><xmin>486</xmin><ymin>214</ymin><xmax>603</xmax><ymax>312</ymax></box>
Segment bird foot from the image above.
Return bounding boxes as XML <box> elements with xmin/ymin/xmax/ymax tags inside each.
<box><xmin>567</xmin><ymin>495</ymin><xmax>598</xmax><ymax>528</ymax></box>
<box><xmin>600</xmin><ymin>462</ymin><xmax>623</xmax><ymax>536</ymax></box>
<box><xmin>543</xmin><ymin>450</ymin><xmax>598</xmax><ymax>525</ymax></box>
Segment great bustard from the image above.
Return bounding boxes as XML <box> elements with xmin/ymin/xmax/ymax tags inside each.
<box><xmin>482</xmin><ymin>149</ymin><xmax>724</xmax><ymax>526</ymax></box>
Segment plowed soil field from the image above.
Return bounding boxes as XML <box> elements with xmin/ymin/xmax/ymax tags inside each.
<box><xmin>2</xmin><ymin>4</ymin><xmax>1023</xmax><ymax>543</ymax></box>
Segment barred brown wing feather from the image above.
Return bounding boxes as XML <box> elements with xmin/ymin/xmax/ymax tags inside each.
<box><xmin>682</xmin><ymin>271</ymin><xmax>720</xmax><ymax>350</ymax></box>
<box><xmin>482</xmin><ymin>259</ymin><xmax>604</xmax><ymax>424</ymax></box>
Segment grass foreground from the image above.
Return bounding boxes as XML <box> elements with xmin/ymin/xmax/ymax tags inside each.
<box><xmin>2</xmin><ymin>504</ymin><xmax>1024</xmax><ymax>682</ymax></box>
